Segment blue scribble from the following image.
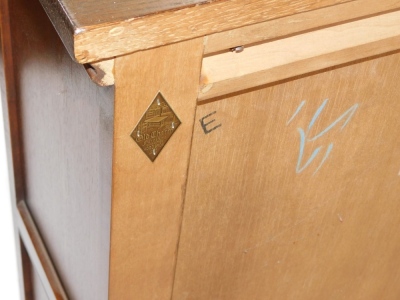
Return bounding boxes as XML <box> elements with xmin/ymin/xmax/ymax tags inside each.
<box><xmin>287</xmin><ymin>99</ymin><xmax>359</xmax><ymax>174</ymax></box>
<box><xmin>296</xmin><ymin>128</ymin><xmax>323</xmax><ymax>173</ymax></box>
<box><xmin>287</xmin><ymin>100</ymin><xmax>306</xmax><ymax>125</ymax></box>
<box><xmin>313</xmin><ymin>143</ymin><xmax>333</xmax><ymax>175</ymax></box>
<box><xmin>308</xmin><ymin>98</ymin><xmax>328</xmax><ymax>131</ymax></box>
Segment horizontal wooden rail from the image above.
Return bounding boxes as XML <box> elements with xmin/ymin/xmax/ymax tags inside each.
<box><xmin>17</xmin><ymin>201</ymin><xmax>68</xmax><ymax>300</ymax></box>
<box><xmin>204</xmin><ymin>0</ymin><xmax>400</xmax><ymax>55</ymax></box>
<box><xmin>72</xmin><ymin>0</ymin><xmax>352</xmax><ymax>63</ymax></box>
<box><xmin>199</xmin><ymin>10</ymin><xmax>400</xmax><ymax>102</ymax></box>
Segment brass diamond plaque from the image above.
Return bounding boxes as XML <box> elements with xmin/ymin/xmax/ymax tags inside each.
<box><xmin>130</xmin><ymin>92</ymin><xmax>181</xmax><ymax>162</ymax></box>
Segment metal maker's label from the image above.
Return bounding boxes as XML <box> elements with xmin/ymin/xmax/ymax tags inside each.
<box><xmin>130</xmin><ymin>92</ymin><xmax>181</xmax><ymax>162</ymax></box>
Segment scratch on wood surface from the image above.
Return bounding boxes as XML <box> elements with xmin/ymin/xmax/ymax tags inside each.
<box><xmin>337</xmin><ymin>213</ymin><xmax>343</xmax><ymax>222</ymax></box>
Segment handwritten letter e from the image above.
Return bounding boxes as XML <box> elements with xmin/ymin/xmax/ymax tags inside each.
<box><xmin>286</xmin><ymin>99</ymin><xmax>359</xmax><ymax>175</ymax></box>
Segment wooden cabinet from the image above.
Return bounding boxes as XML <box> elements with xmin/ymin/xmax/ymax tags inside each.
<box><xmin>1</xmin><ymin>0</ymin><xmax>400</xmax><ymax>299</ymax></box>
<box><xmin>175</xmin><ymin>53</ymin><xmax>400</xmax><ymax>299</ymax></box>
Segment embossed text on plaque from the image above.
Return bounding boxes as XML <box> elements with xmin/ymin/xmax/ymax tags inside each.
<box><xmin>130</xmin><ymin>92</ymin><xmax>181</xmax><ymax>162</ymax></box>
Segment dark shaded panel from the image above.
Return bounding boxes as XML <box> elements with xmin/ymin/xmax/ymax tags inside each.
<box><xmin>1</xmin><ymin>0</ymin><xmax>33</xmax><ymax>297</ymax></box>
<box><xmin>7</xmin><ymin>0</ymin><xmax>114</xmax><ymax>299</ymax></box>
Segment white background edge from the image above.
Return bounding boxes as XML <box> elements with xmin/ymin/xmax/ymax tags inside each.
<box><xmin>0</xmin><ymin>93</ymin><xmax>21</xmax><ymax>299</ymax></box>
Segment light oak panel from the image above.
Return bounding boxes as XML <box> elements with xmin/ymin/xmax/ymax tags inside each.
<box><xmin>73</xmin><ymin>0</ymin><xmax>351</xmax><ymax>63</ymax></box>
<box><xmin>204</xmin><ymin>0</ymin><xmax>400</xmax><ymax>54</ymax></box>
<box><xmin>200</xmin><ymin>10</ymin><xmax>400</xmax><ymax>101</ymax></box>
<box><xmin>110</xmin><ymin>38</ymin><xmax>204</xmax><ymax>299</ymax></box>
<box><xmin>173</xmin><ymin>52</ymin><xmax>400</xmax><ymax>300</ymax></box>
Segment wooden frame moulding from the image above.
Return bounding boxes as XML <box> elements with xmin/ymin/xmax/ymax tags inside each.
<box><xmin>204</xmin><ymin>0</ymin><xmax>400</xmax><ymax>55</ymax></box>
<box><xmin>77</xmin><ymin>0</ymin><xmax>400</xmax><ymax>87</ymax></box>
<box><xmin>199</xmin><ymin>10</ymin><xmax>400</xmax><ymax>101</ymax></box>
<box><xmin>0</xmin><ymin>0</ymin><xmax>33</xmax><ymax>297</ymax></box>
<box><xmin>17</xmin><ymin>201</ymin><xmax>68</xmax><ymax>300</ymax></box>
<box><xmin>108</xmin><ymin>37</ymin><xmax>204</xmax><ymax>299</ymax></box>
<box><xmin>55</xmin><ymin>0</ymin><xmax>353</xmax><ymax>63</ymax></box>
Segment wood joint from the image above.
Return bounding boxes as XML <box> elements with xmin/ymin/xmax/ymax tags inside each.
<box><xmin>84</xmin><ymin>59</ymin><xmax>115</xmax><ymax>86</ymax></box>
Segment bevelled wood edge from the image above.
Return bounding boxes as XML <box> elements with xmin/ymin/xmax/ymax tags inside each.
<box><xmin>37</xmin><ymin>0</ymin><xmax>216</xmax><ymax>62</ymax></box>
<box><xmin>17</xmin><ymin>201</ymin><xmax>68</xmax><ymax>300</ymax></box>
<box><xmin>204</xmin><ymin>0</ymin><xmax>400</xmax><ymax>55</ymax></box>
<box><xmin>38</xmin><ymin>0</ymin><xmax>77</xmax><ymax>61</ymax></box>
<box><xmin>199</xmin><ymin>10</ymin><xmax>400</xmax><ymax>101</ymax></box>
<box><xmin>84</xmin><ymin>59</ymin><xmax>115</xmax><ymax>86</ymax></box>
<box><xmin>71</xmin><ymin>0</ymin><xmax>351</xmax><ymax>63</ymax></box>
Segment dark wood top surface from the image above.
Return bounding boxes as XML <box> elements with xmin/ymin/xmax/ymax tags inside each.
<box><xmin>47</xmin><ymin>0</ymin><xmax>213</xmax><ymax>27</ymax></box>
<box><xmin>36</xmin><ymin>0</ymin><xmax>360</xmax><ymax>63</ymax></box>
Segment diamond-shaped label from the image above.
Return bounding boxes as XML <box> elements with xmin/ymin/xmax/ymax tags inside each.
<box><xmin>130</xmin><ymin>92</ymin><xmax>181</xmax><ymax>162</ymax></box>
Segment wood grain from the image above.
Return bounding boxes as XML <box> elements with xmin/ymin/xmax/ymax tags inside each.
<box><xmin>38</xmin><ymin>0</ymin><xmax>211</xmax><ymax>60</ymax></box>
<box><xmin>173</xmin><ymin>52</ymin><xmax>400</xmax><ymax>300</ymax></box>
<box><xmin>42</xmin><ymin>0</ymin><xmax>213</xmax><ymax>27</ymax></box>
<box><xmin>17</xmin><ymin>201</ymin><xmax>68</xmax><ymax>300</ymax></box>
<box><xmin>204</xmin><ymin>0</ymin><xmax>400</xmax><ymax>54</ymax></box>
<box><xmin>109</xmin><ymin>38</ymin><xmax>204</xmax><ymax>299</ymax></box>
<box><xmin>200</xmin><ymin>10</ymin><xmax>400</xmax><ymax>101</ymax></box>
<box><xmin>0</xmin><ymin>0</ymin><xmax>33</xmax><ymax>297</ymax></box>
<box><xmin>71</xmin><ymin>0</ymin><xmax>352</xmax><ymax>63</ymax></box>
<box><xmin>5</xmin><ymin>0</ymin><xmax>115</xmax><ymax>298</ymax></box>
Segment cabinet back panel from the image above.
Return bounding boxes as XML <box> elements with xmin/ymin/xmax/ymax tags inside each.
<box><xmin>173</xmin><ymin>52</ymin><xmax>400</xmax><ymax>300</ymax></box>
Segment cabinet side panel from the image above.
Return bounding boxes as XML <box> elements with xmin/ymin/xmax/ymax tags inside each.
<box><xmin>173</xmin><ymin>52</ymin><xmax>400</xmax><ymax>300</ymax></box>
<box><xmin>7</xmin><ymin>0</ymin><xmax>114</xmax><ymax>299</ymax></box>
<box><xmin>110</xmin><ymin>38</ymin><xmax>204</xmax><ymax>299</ymax></box>
<box><xmin>1</xmin><ymin>0</ymin><xmax>35</xmax><ymax>297</ymax></box>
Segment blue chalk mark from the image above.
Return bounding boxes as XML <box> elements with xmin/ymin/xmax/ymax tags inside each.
<box><xmin>296</xmin><ymin>128</ymin><xmax>323</xmax><ymax>174</ymax></box>
<box><xmin>313</xmin><ymin>143</ymin><xmax>334</xmax><ymax>175</ymax></box>
<box><xmin>287</xmin><ymin>100</ymin><xmax>306</xmax><ymax>125</ymax></box>
<box><xmin>308</xmin><ymin>98</ymin><xmax>328</xmax><ymax>132</ymax></box>
<box><xmin>308</xmin><ymin>103</ymin><xmax>359</xmax><ymax>141</ymax></box>
<box><xmin>287</xmin><ymin>98</ymin><xmax>359</xmax><ymax>175</ymax></box>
